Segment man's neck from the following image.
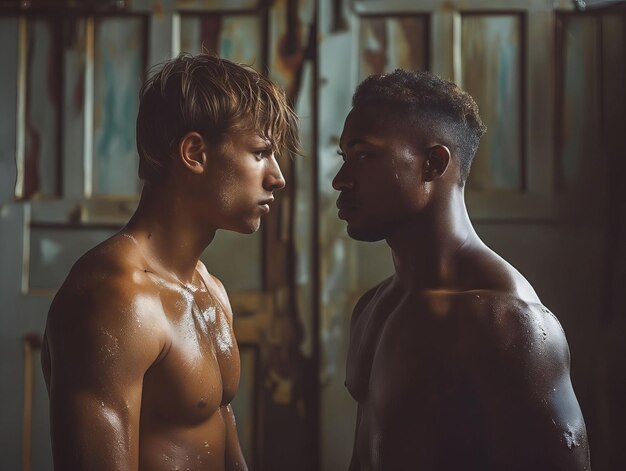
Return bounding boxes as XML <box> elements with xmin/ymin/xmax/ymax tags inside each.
<box><xmin>387</xmin><ymin>188</ymin><xmax>478</xmax><ymax>291</ymax></box>
<box><xmin>124</xmin><ymin>183</ymin><xmax>217</xmax><ymax>284</ymax></box>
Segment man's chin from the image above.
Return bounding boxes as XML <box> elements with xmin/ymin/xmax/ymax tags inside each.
<box><xmin>219</xmin><ymin>216</ymin><xmax>261</xmax><ymax>235</ymax></box>
<box><xmin>239</xmin><ymin>218</ymin><xmax>262</xmax><ymax>234</ymax></box>
<box><xmin>346</xmin><ymin>223</ymin><xmax>386</xmax><ymax>242</ymax></box>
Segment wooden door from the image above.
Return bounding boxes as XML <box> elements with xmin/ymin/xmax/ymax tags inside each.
<box><xmin>0</xmin><ymin>0</ymin><xmax>317</xmax><ymax>469</ymax></box>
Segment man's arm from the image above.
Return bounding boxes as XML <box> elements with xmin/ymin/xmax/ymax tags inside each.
<box><xmin>44</xmin><ymin>278</ymin><xmax>164</xmax><ymax>471</ymax></box>
<box><xmin>481</xmin><ymin>302</ymin><xmax>590</xmax><ymax>470</ymax></box>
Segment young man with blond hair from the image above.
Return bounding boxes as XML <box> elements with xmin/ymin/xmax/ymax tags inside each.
<box><xmin>42</xmin><ymin>53</ymin><xmax>298</xmax><ymax>471</ymax></box>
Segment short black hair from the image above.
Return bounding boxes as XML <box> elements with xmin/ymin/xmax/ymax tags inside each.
<box><xmin>352</xmin><ymin>69</ymin><xmax>486</xmax><ymax>183</ymax></box>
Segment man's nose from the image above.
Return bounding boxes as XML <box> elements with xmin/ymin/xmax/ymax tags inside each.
<box><xmin>265</xmin><ymin>154</ymin><xmax>286</xmax><ymax>191</ymax></box>
<box><xmin>332</xmin><ymin>164</ymin><xmax>354</xmax><ymax>191</ymax></box>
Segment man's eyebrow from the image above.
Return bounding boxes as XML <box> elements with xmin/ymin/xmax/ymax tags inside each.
<box><xmin>339</xmin><ymin>138</ymin><xmax>370</xmax><ymax>150</ymax></box>
<box><xmin>251</xmin><ymin>136</ymin><xmax>272</xmax><ymax>147</ymax></box>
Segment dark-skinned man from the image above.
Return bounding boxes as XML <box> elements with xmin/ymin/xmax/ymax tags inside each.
<box><xmin>334</xmin><ymin>70</ymin><xmax>590</xmax><ymax>471</ymax></box>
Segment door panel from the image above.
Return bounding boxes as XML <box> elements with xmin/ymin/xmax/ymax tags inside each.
<box><xmin>0</xmin><ymin>17</ymin><xmax>19</xmax><ymax>202</ymax></box>
<box><xmin>358</xmin><ymin>15</ymin><xmax>429</xmax><ymax>79</ymax></box>
<box><xmin>462</xmin><ymin>13</ymin><xmax>524</xmax><ymax>191</ymax></box>
<box><xmin>92</xmin><ymin>15</ymin><xmax>147</xmax><ymax>196</ymax></box>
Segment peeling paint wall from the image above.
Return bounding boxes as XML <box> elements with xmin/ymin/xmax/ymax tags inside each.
<box><xmin>1</xmin><ymin>1</ymin><xmax>626</xmax><ymax>470</ymax></box>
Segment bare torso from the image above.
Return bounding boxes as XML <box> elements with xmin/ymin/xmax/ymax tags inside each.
<box><xmin>42</xmin><ymin>233</ymin><xmax>245</xmax><ymax>470</ymax></box>
<box><xmin>137</xmin><ymin>265</ymin><xmax>239</xmax><ymax>470</ymax></box>
<box><xmin>346</xmin><ymin>245</ymin><xmax>590</xmax><ymax>471</ymax></box>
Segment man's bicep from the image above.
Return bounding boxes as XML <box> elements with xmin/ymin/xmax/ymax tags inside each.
<box><xmin>49</xmin><ymin>385</ymin><xmax>143</xmax><ymax>470</ymax></box>
<box><xmin>46</xmin><ymin>290</ymin><xmax>161</xmax><ymax>470</ymax></box>
<box><xmin>487</xmin><ymin>310</ymin><xmax>590</xmax><ymax>470</ymax></box>
<box><xmin>489</xmin><ymin>372</ymin><xmax>589</xmax><ymax>470</ymax></box>
<box><xmin>47</xmin><ymin>335</ymin><xmax>147</xmax><ymax>470</ymax></box>
<box><xmin>47</xmin><ymin>296</ymin><xmax>161</xmax><ymax>392</ymax></box>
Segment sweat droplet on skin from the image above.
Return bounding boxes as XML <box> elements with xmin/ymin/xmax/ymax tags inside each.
<box><xmin>215</xmin><ymin>316</ymin><xmax>234</xmax><ymax>354</ymax></box>
<box><xmin>564</xmin><ymin>429</ymin><xmax>581</xmax><ymax>450</ymax></box>
<box><xmin>203</xmin><ymin>306</ymin><xmax>217</xmax><ymax>324</ymax></box>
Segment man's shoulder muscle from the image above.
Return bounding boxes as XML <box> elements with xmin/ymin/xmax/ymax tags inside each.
<box><xmin>430</xmin><ymin>291</ymin><xmax>569</xmax><ymax>371</ymax></box>
<box><xmin>46</xmin><ymin>254</ymin><xmax>167</xmax><ymax>381</ymax></box>
<box><xmin>469</xmin><ymin>294</ymin><xmax>569</xmax><ymax>371</ymax></box>
<box><xmin>457</xmin><ymin>294</ymin><xmax>589</xmax><ymax>468</ymax></box>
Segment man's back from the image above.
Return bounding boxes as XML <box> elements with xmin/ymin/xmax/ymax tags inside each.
<box><xmin>42</xmin><ymin>233</ymin><xmax>241</xmax><ymax>470</ymax></box>
<box><xmin>345</xmin><ymin>242</ymin><xmax>590</xmax><ymax>470</ymax></box>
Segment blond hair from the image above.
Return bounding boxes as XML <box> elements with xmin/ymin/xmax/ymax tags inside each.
<box><xmin>136</xmin><ymin>53</ymin><xmax>300</xmax><ymax>182</ymax></box>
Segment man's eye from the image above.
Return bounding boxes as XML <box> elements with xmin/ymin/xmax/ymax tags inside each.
<box><xmin>337</xmin><ymin>149</ymin><xmax>369</xmax><ymax>163</ymax></box>
<box><xmin>253</xmin><ymin>150</ymin><xmax>268</xmax><ymax>160</ymax></box>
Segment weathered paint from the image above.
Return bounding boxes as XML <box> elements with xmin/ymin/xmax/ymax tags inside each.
<box><xmin>24</xmin><ymin>19</ymin><xmax>61</xmax><ymax>198</ymax></box>
<box><xmin>359</xmin><ymin>15</ymin><xmax>428</xmax><ymax>79</ymax></box>
<box><xmin>462</xmin><ymin>14</ymin><xmax>523</xmax><ymax>191</ymax></box>
<box><xmin>28</xmin><ymin>226</ymin><xmax>117</xmax><ymax>293</ymax></box>
<box><xmin>199</xmin><ymin>230</ymin><xmax>262</xmax><ymax>292</ymax></box>
<box><xmin>175</xmin><ymin>0</ymin><xmax>258</xmax><ymax>10</ymax></box>
<box><xmin>559</xmin><ymin>15</ymin><xmax>601</xmax><ymax>191</ymax></box>
<box><xmin>62</xmin><ymin>18</ymin><xmax>88</xmax><ymax>199</ymax></box>
<box><xmin>92</xmin><ymin>16</ymin><xmax>146</xmax><ymax>196</ymax></box>
<box><xmin>0</xmin><ymin>17</ymin><xmax>19</xmax><ymax>202</ymax></box>
<box><xmin>180</xmin><ymin>13</ymin><xmax>262</xmax><ymax>64</ymax></box>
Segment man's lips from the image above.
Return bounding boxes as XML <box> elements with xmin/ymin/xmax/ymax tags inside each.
<box><xmin>259</xmin><ymin>197</ymin><xmax>274</xmax><ymax>213</ymax></box>
<box><xmin>336</xmin><ymin>197</ymin><xmax>359</xmax><ymax>219</ymax></box>
<box><xmin>336</xmin><ymin>197</ymin><xmax>359</xmax><ymax>210</ymax></box>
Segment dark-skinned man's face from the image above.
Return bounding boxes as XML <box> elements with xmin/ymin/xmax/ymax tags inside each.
<box><xmin>333</xmin><ymin>106</ymin><xmax>430</xmax><ymax>242</ymax></box>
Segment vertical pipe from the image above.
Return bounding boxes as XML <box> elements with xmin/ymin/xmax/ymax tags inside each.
<box><xmin>171</xmin><ymin>12</ymin><xmax>181</xmax><ymax>56</ymax></box>
<box><xmin>311</xmin><ymin>1</ymin><xmax>320</xmax><ymax>468</ymax></box>
<box><xmin>21</xmin><ymin>202</ymin><xmax>30</xmax><ymax>295</ymax></box>
<box><xmin>15</xmin><ymin>15</ymin><xmax>27</xmax><ymax>199</ymax></box>
<box><xmin>452</xmin><ymin>11</ymin><xmax>462</xmax><ymax>86</ymax></box>
<box><xmin>22</xmin><ymin>338</ymin><xmax>33</xmax><ymax>471</ymax></box>
<box><xmin>83</xmin><ymin>16</ymin><xmax>95</xmax><ymax>198</ymax></box>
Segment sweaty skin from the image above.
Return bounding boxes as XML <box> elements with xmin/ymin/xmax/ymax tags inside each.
<box><xmin>334</xmin><ymin>106</ymin><xmax>590</xmax><ymax>471</ymax></box>
<box><xmin>42</xmin><ymin>130</ymin><xmax>285</xmax><ymax>470</ymax></box>
<box><xmin>42</xmin><ymin>241</ymin><xmax>242</xmax><ymax>470</ymax></box>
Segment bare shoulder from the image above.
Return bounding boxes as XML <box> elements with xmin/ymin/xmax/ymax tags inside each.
<box><xmin>455</xmin><ymin>291</ymin><xmax>589</xmax><ymax>468</ymax></box>
<box><xmin>462</xmin><ymin>292</ymin><xmax>569</xmax><ymax>370</ymax></box>
<box><xmin>45</xmin><ymin>234</ymin><xmax>168</xmax><ymax>367</ymax></box>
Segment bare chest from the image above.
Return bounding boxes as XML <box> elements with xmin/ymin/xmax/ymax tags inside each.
<box><xmin>347</xmin><ymin>293</ymin><xmax>490</xmax><ymax>468</ymax></box>
<box><xmin>142</xmin><ymin>288</ymin><xmax>240</xmax><ymax>424</ymax></box>
<box><xmin>346</xmin><ymin>291</ymin><xmax>488</xmax><ymax>414</ymax></box>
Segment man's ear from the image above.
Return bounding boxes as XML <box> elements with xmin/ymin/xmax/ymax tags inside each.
<box><xmin>178</xmin><ymin>131</ymin><xmax>207</xmax><ymax>175</ymax></box>
<box><xmin>423</xmin><ymin>144</ymin><xmax>451</xmax><ymax>182</ymax></box>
